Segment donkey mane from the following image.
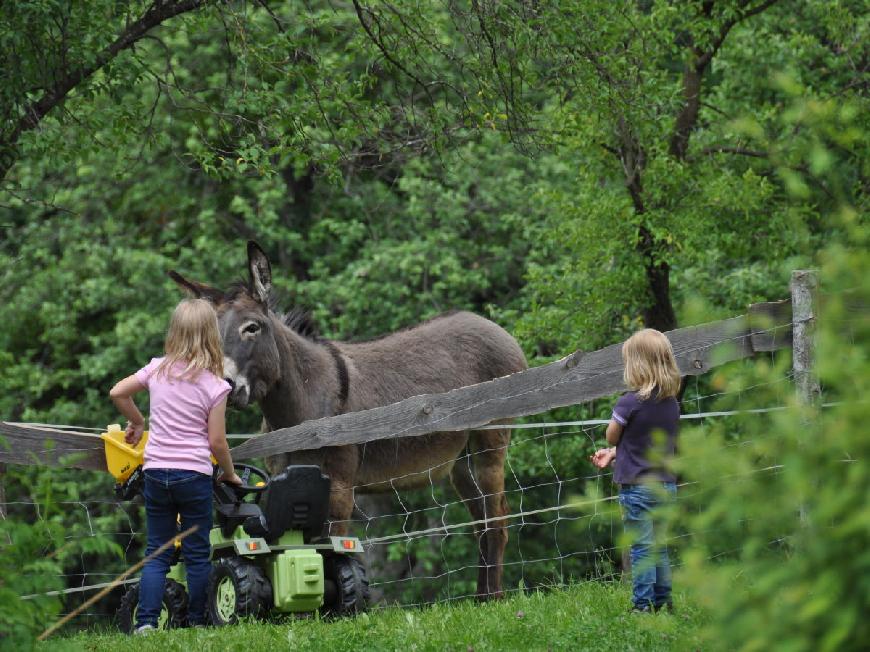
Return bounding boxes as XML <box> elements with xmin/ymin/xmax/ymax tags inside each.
<box><xmin>276</xmin><ymin>305</ymin><xmax>347</xmax><ymax>407</ymax></box>
<box><xmin>224</xmin><ymin>280</ymin><xmax>258</xmax><ymax>303</ymax></box>
<box><xmin>281</xmin><ymin>306</ymin><xmax>320</xmax><ymax>341</ymax></box>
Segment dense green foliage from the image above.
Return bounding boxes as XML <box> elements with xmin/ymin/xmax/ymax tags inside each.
<box><xmin>673</xmin><ymin>91</ymin><xmax>868</xmax><ymax>651</ymax></box>
<box><xmin>0</xmin><ymin>460</ymin><xmax>121</xmax><ymax>649</ymax></box>
<box><xmin>0</xmin><ymin>508</ymin><xmax>63</xmax><ymax>649</ymax></box>
<box><xmin>2</xmin><ymin>0</ymin><xmax>864</xmax><ymax>419</ymax></box>
<box><xmin>0</xmin><ymin>0</ymin><xmax>866</xmax><ymax>648</ymax></box>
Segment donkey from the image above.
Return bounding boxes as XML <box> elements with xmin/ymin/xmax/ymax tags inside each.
<box><xmin>169</xmin><ymin>241</ymin><xmax>527</xmax><ymax>598</ymax></box>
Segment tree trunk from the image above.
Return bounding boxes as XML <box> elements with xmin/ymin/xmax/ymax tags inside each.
<box><xmin>638</xmin><ymin>226</ymin><xmax>677</xmax><ymax>332</ymax></box>
<box><xmin>619</xmin><ymin>130</ymin><xmax>678</xmax><ymax>332</ymax></box>
<box><xmin>279</xmin><ymin>165</ymin><xmax>316</xmax><ymax>281</ymax></box>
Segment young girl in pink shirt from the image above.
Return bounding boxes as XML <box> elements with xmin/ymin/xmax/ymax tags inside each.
<box><xmin>110</xmin><ymin>298</ymin><xmax>241</xmax><ymax>632</ymax></box>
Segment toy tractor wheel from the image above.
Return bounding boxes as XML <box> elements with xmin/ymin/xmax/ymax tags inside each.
<box><xmin>116</xmin><ymin>579</ymin><xmax>188</xmax><ymax>633</ymax></box>
<box><xmin>207</xmin><ymin>557</ymin><xmax>272</xmax><ymax>626</ymax></box>
<box><xmin>322</xmin><ymin>555</ymin><xmax>370</xmax><ymax>617</ymax></box>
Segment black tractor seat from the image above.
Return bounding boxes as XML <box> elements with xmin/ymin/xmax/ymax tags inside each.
<box><xmin>215</xmin><ymin>465</ymin><xmax>331</xmax><ymax>543</ymax></box>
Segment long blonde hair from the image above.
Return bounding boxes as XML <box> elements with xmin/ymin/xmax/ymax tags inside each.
<box><xmin>157</xmin><ymin>299</ymin><xmax>224</xmax><ymax>381</ymax></box>
<box><xmin>622</xmin><ymin>328</ymin><xmax>680</xmax><ymax>400</ymax></box>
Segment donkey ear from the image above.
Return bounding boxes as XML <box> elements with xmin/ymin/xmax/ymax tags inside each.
<box><xmin>167</xmin><ymin>270</ymin><xmax>224</xmax><ymax>303</ymax></box>
<box><xmin>247</xmin><ymin>241</ymin><xmax>272</xmax><ymax>306</ymax></box>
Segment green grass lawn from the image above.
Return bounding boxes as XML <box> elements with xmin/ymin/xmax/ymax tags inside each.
<box><xmin>42</xmin><ymin>583</ymin><xmax>705</xmax><ymax>652</ymax></box>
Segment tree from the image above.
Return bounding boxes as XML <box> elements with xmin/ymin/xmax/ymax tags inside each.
<box><xmin>0</xmin><ymin>1</ymin><xmax>214</xmax><ymax>182</ymax></box>
<box><xmin>348</xmin><ymin>0</ymin><xmax>866</xmax><ymax>340</ymax></box>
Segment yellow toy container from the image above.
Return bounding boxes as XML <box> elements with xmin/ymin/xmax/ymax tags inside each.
<box><xmin>100</xmin><ymin>424</ymin><xmax>149</xmax><ymax>483</ymax></box>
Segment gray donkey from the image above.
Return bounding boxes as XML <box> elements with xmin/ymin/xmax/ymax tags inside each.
<box><xmin>170</xmin><ymin>241</ymin><xmax>527</xmax><ymax>598</ymax></box>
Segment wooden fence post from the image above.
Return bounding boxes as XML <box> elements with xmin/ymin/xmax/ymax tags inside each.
<box><xmin>790</xmin><ymin>270</ymin><xmax>821</xmax><ymax>405</ymax></box>
<box><xmin>791</xmin><ymin>270</ymin><xmax>819</xmax><ymax>527</ymax></box>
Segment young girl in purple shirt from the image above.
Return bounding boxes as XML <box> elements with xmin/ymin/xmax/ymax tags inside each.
<box><xmin>592</xmin><ymin>328</ymin><xmax>681</xmax><ymax>613</ymax></box>
<box><xmin>110</xmin><ymin>299</ymin><xmax>242</xmax><ymax>632</ymax></box>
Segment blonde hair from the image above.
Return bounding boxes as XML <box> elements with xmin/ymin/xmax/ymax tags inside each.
<box><xmin>157</xmin><ymin>299</ymin><xmax>224</xmax><ymax>381</ymax></box>
<box><xmin>622</xmin><ymin>328</ymin><xmax>681</xmax><ymax>400</ymax></box>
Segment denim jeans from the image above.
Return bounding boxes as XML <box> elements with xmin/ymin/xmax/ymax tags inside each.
<box><xmin>618</xmin><ymin>482</ymin><xmax>677</xmax><ymax>609</ymax></box>
<box><xmin>139</xmin><ymin>468</ymin><xmax>213</xmax><ymax>627</ymax></box>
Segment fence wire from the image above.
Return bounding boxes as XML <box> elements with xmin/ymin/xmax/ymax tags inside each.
<box><xmin>2</xmin><ymin>315</ymin><xmax>840</xmax><ymax>627</ymax></box>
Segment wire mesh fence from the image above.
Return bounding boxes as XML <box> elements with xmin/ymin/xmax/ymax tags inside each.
<box><xmin>7</xmin><ymin>299</ymin><xmax>852</xmax><ymax>631</ymax></box>
<box><xmin>2</xmin><ymin>360</ymin><xmax>802</xmax><ymax>630</ymax></box>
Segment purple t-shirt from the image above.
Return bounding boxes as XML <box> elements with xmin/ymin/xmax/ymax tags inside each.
<box><xmin>612</xmin><ymin>390</ymin><xmax>680</xmax><ymax>485</ymax></box>
<box><xmin>135</xmin><ymin>357</ymin><xmax>231</xmax><ymax>476</ymax></box>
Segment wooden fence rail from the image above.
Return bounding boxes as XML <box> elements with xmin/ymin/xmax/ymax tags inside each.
<box><xmin>229</xmin><ymin>299</ymin><xmax>792</xmax><ymax>460</ymax></box>
<box><xmin>0</xmin><ymin>299</ymin><xmax>793</xmax><ymax>471</ymax></box>
<box><xmin>0</xmin><ymin>422</ymin><xmax>105</xmax><ymax>471</ymax></box>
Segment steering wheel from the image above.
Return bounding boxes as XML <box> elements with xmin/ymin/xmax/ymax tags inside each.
<box><xmin>230</xmin><ymin>463</ymin><xmax>271</xmax><ymax>493</ymax></box>
<box><xmin>214</xmin><ymin>463</ymin><xmax>270</xmax><ymax>504</ymax></box>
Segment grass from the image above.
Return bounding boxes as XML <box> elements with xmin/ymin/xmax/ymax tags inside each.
<box><xmin>41</xmin><ymin>582</ymin><xmax>704</xmax><ymax>652</ymax></box>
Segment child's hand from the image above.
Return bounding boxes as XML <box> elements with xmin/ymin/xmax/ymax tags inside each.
<box><xmin>220</xmin><ymin>471</ymin><xmax>243</xmax><ymax>486</ymax></box>
<box><xmin>590</xmin><ymin>447</ymin><xmax>617</xmax><ymax>469</ymax></box>
<box><xmin>125</xmin><ymin>421</ymin><xmax>144</xmax><ymax>445</ymax></box>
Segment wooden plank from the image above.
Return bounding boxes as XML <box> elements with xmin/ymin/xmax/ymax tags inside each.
<box><xmin>230</xmin><ymin>309</ymin><xmax>790</xmax><ymax>460</ymax></box>
<box><xmin>748</xmin><ymin>299</ymin><xmax>793</xmax><ymax>352</ymax></box>
<box><xmin>0</xmin><ymin>422</ymin><xmax>107</xmax><ymax>471</ymax></box>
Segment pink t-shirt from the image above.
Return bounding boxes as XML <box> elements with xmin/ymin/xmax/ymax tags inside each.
<box><xmin>135</xmin><ymin>357</ymin><xmax>231</xmax><ymax>476</ymax></box>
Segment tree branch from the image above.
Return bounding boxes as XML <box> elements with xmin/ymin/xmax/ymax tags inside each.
<box><xmin>669</xmin><ymin>0</ymin><xmax>782</xmax><ymax>160</ymax></box>
<box><xmin>351</xmin><ymin>0</ymin><xmax>435</xmax><ymax>106</ymax></box>
<box><xmin>698</xmin><ymin>146</ymin><xmax>768</xmax><ymax>158</ymax></box>
<box><xmin>2</xmin><ymin>0</ymin><xmax>209</xmax><ymax>181</ymax></box>
<box><xmin>698</xmin><ymin>0</ymin><xmax>783</xmax><ymax>69</ymax></box>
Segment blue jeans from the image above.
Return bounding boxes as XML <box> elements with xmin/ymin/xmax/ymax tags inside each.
<box><xmin>139</xmin><ymin>469</ymin><xmax>213</xmax><ymax>627</ymax></box>
<box><xmin>618</xmin><ymin>482</ymin><xmax>677</xmax><ymax>609</ymax></box>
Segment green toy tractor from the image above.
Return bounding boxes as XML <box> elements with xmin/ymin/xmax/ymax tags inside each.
<box><xmin>105</xmin><ymin>432</ymin><xmax>370</xmax><ymax>630</ymax></box>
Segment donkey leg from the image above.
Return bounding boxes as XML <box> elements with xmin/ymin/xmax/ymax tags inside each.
<box><xmin>264</xmin><ymin>452</ymin><xmax>290</xmax><ymax>477</ymax></box>
<box><xmin>322</xmin><ymin>445</ymin><xmax>359</xmax><ymax>537</ymax></box>
<box><xmin>327</xmin><ymin>479</ymin><xmax>355</xmax><ymax>536</ymax></box>
<box><xmin>450</xmin><ymin>428</ymin><xmax>510</xmax><ymax>600</ymax></box>
<box><xmin>469</xmin><ymin>427</ymin><xmax>510</xmax><ymax>600</ymax></box>
<box><xmin>449</xmin><ymin>449</ymin><xmax>488</xmax><ymax>596</ymax></box>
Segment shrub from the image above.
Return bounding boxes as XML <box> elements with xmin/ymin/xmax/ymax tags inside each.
<box><xmin>676</xmin><ymin>90</ymin><xmax>868</xmax><ymax>651</ymax></box>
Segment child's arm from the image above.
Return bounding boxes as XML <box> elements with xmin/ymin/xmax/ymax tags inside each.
<box><xmin>207</xmin><ymin>399</ymin><xmax>242</xmax><ymax>485</ymax></box>
<box><xmin>605</xmin><ymin>418</ymin><xmax>623</xmax><ymax>446</ymax></box>
<box><xmin>109</xmin><ymin>375</ymin><xmax>146</xmax><ymax>444</ymax></box>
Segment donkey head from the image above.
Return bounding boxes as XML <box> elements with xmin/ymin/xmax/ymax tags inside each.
<box><xmin>168</xmin><ymin>241</ymin><xmax>282</xmax><ymax>407</ymax></box>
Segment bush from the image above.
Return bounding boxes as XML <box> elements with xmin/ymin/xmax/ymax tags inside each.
<box><xmin>0</xmin><ymin>453</ymin><xmax>125</xmax><ymax>648</ymax></box>
<box><xmin>0</xmin><ymin>465</ymin><xmax>63</xmax><ymax>648</ymax></box>
<box><xmin>676</xmin><ymin>90</ymin><xmax>868</xmax><ymax>651</ymax></box>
